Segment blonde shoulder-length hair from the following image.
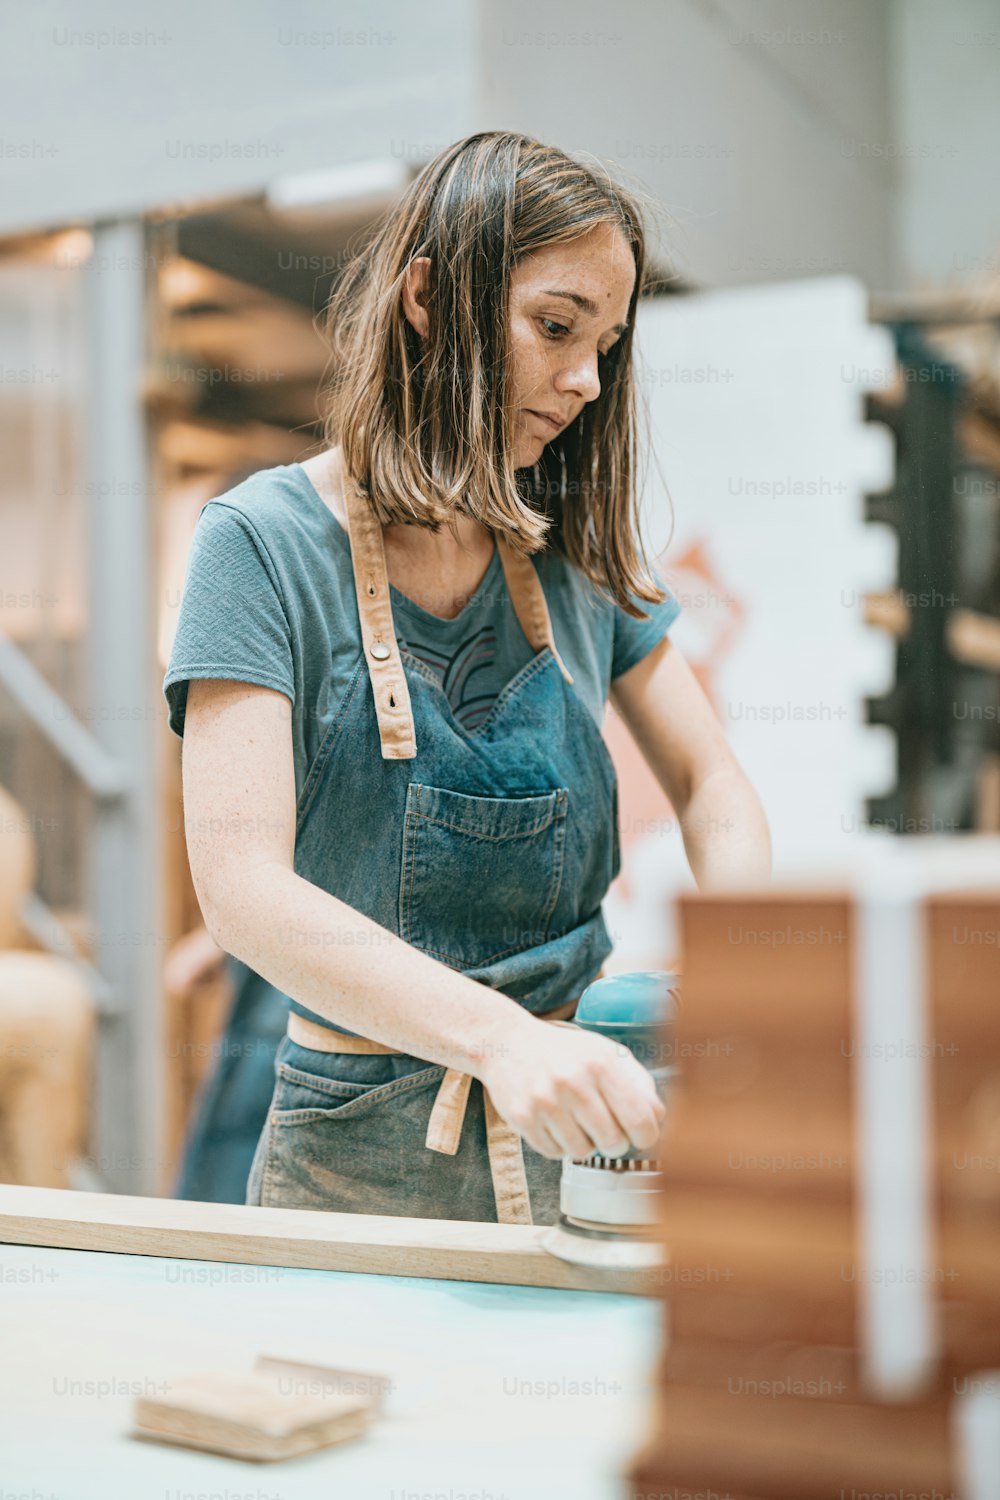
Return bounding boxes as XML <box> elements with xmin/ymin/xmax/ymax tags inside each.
<box><xmin>319</xmin><ymin>129</ymin><xmax>668</xmax><ymax>619</ymax></box>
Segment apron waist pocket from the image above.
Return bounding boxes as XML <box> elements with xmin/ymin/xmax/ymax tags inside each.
<box><xmin>284</xmin><ymin>988</ymin><xmax>591</xmax><ymax>1226</ymax></box>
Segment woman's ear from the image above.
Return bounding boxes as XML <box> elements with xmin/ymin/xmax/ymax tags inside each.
<box><xmin>401</xmin><ymin>256</ymin><xmax>432</xmax><ymax>339</ymax></box>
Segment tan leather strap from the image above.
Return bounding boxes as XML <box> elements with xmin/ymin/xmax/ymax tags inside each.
<box><xmin>284</xmin><ymin>991</ymin><xmax>589</xmax><ymax>1227</ymax></box>
<box><xmin>342</xmin><ymin>471</ymin><xmax>573</xmax><ymax>761</ymax></box>
<box><xmin>342</xmin><ymin>472</ymin><xmax>417</xmax><ymax>761</ymax></box>
<box><xmin>495</xmin><ymin>536</ymin><xmax>574</xmax><ymax>686</ymax></box>
<box><xmin>287</xmin><ymin>1011</ymin><xmax>399</xmax><ymax>1054</ymax></box>
<box><xmin>286</xmin><ymin>997</ymin><xmax>578</xmax><ymax>1063</ymax></box>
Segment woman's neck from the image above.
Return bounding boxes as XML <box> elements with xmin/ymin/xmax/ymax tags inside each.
<box><xmin>305</xmin><ymin>446</ymin><xmax>496</xmax><ymax>619</ymax></box>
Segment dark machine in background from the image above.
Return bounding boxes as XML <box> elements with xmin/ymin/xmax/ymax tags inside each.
<box><xmin>865</xmin><ymin>308</ymin><xmax>1000</xmax><ymax>836</ymax></box>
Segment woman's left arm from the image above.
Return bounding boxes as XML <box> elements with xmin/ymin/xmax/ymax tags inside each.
<box><xmin>610</xmin><ymin>634</ymin><xmax>772</xmax><ymax>890</ymax></box>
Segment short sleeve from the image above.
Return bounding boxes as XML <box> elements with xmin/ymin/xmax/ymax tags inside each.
<box><xmin>611</xmin><ymin>568</ymin><xmax>682</xmax><ymax>680</ymax></box>
<box><xmin>163</xmin><ymin>501</ymin><xmax>295</xmax><ymax>738</ymax></box>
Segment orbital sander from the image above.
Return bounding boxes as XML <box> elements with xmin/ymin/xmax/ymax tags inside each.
<box><xmin>541</xmin><ymin>970</ymin><xmax>680</xmax><ymax>1270</ymax></box>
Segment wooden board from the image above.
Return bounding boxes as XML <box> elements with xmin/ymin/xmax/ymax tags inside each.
<box><xmin>0</xmin><ymin>1184</ymin><xmax>657</xmax><ymax>1296</ymax></box>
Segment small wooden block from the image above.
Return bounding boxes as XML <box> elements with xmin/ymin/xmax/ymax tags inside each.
<box><xmin>132</xmin><ymin>1369</ymin><xmax>374</xmax><ymax>1462</ymax></box>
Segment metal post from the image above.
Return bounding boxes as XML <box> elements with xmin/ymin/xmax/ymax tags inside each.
<box><xmin>83</xmin><ymin>218</ymin><xmax>165</xmax><ymax>1195</ymax></box>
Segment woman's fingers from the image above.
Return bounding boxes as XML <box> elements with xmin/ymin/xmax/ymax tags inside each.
<box><xmin>535</xmin><ymin>1110</ymin><xmax>599</xmax><ymax>1161</ymax></box>
<box><xmin>596</xmin><ymin>1053</ymin><xmax>666</xmax><ymax>1154</ymax></box>
<box><xmin>483</xmin><ymin>1019</ymin><xmax>670</xmax><ymax>1162</ymax></box>
<box><xmin>522</xmin><ymin>1118</ymin><xmax>568</xmax><ymax>1160</ymax></box>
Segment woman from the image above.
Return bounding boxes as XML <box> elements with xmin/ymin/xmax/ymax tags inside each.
<box><xmin>163</xmin><ymin>131</ymin><xmax>770</xmax><ymax>1226</ymax></box>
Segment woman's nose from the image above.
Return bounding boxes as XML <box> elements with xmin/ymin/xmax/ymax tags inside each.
<box><xmin>557</xmin><ymin>352</ymin><xmax>602</xmax><ymax>405</ymax></box>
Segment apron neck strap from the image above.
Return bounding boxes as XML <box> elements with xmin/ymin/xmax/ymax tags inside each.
<box><xmin>495</xmin><ymin>537</ymin><xmax>574</xmax><ymax>686</ymax></box>
<box><xmin>343</xmin><ymin>470</ymin><xmax>418</xmax><ymax>760</ymax></box>
<box><xmin>344</xmin><ymin>472</ymin><xmax>573</xmax><ymax>762</ymax></box>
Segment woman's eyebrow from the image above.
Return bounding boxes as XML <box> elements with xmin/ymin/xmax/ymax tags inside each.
<box><xmin>539</xmin><ymin>288</ymin><xmax>629</xmax><ymax>335</ymax></box>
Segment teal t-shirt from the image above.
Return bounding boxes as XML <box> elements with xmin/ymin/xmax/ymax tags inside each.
<box><xmin>163</xmin><ymin>463</ymin><xmax>681</xmax><ymax>793</ymax></box>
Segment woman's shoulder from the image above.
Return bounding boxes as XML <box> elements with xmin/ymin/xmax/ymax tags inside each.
<box><xmin>195</xmin><ymin>462</ymin><xmax>352</xmax><ymax>581</ymax></box>
<box><xmin>189</xmin><ymin>463</ymin><xmax>357</xmax><ymax>633</ymax></box>
<box><xmin>197</xmin><ymin>463</ymin><xmax>315</xmax><ymax>542</ymax></box>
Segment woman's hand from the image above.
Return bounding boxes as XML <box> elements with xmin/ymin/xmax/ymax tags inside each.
<box><xmin>479</xmin><ymin>1013</ymin><xmax>667</xmax><ymax>1161</ymax></box>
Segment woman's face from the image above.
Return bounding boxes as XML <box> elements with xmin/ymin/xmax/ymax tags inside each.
<box><xmin>506</xmin><ymin>222</ymin><xmax>636</xmax><ymax>468</ymax></box>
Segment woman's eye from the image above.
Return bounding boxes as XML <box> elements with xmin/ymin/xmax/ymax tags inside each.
<box><xmin>539</xmin><ymin>319</ymin><xmax>620</xmax><ymax>358</ymax></box>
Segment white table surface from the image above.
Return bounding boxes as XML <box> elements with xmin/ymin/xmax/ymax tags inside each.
<box><xmin>0</xmin><ymin>1239</ymin><xmax>663</xmax><ymax>1499</ymax></box>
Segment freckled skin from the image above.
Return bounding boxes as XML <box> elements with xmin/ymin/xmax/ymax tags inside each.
<box><xmin>503</xmin><ymin>221</ymin><xmax>636</xmax><ymax>467</ymax></box>
<box><xmin>402</xmin><ymin>219</ymin><xmax>635</xmax><ymax>468</ymax></box>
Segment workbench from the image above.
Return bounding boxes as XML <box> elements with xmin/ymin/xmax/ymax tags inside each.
<box><xmin>0</xmin><ymin>1187</ymin><xmax>661</xmax><ymax>1498</ymax></box>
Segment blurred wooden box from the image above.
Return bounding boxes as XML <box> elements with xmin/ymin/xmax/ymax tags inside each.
<box><xmin>629</xmin><ymin>863</ymin><xmax>1000</xmax><ymax>1499</ymax></box>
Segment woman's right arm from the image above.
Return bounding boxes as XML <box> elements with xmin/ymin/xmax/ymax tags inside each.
<box><xmin>181</xmin><ymin>677</ymin><xmax>665</xmax><ymax>1161</ymax></box>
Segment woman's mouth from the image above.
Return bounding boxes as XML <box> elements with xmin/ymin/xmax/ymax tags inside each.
<box><xmin>527</xmin><ymin>410</ymin><xmax>564</xmax><ymax>434</ymax></box>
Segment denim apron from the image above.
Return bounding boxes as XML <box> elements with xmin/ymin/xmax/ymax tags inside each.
<box><xmin>246</xmin><ymin>472</ymin><xmax>620</xmax><ymax>1225</ymax></box>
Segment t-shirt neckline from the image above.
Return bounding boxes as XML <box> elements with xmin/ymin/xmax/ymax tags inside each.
<box><xmin>289</xmin><ymin>461</ymin><xmax>503</xmax><ymax>629</ymax></box>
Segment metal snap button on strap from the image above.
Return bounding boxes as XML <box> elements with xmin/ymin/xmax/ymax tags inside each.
<box><xmin>370</xmin><ymin>641</ymin><xmax>391</xmax><ymax>660</ymax></box>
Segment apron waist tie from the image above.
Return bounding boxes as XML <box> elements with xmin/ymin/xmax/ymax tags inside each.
<box><xmin>285</xmin><ymin>996</ymin><xmax>585</xmax><ymax>1226</ymax></box>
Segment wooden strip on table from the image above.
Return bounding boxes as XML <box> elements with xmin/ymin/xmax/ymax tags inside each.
<box><xmin>0</xmin><ymin>1184</ymin><xmax>655</xmax><ymax>1295</ymax></box>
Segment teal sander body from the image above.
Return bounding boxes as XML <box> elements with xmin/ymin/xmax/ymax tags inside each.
<box><xmin>540</xmin><ymin>970</ymin><xmax>680</xmax><ymax>1269</ymax></box>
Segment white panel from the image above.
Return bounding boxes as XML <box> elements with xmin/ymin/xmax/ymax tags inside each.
<box><xmin>853</xmin><ymin>880</ymin><xmax>938</xmax><ymax>1399</ymax></box>
<box><xmin>634</xmin><ymin>274</ymin><xmax>898</xmax><ymax>876</ymax></box>
<box><xmin>856</xmin><ymin>521</ymin><xmax>900</xmax><ymax>593</ymax></box>
<box><xmin>955</xmin><ymin>1376</ymin><xmax>1000</xmax><ymax>1500</ymax></box>
<box><xmin>855</xmin><ymin>628</ymin><xmax>898</xmax><ymax>697</ymax></box>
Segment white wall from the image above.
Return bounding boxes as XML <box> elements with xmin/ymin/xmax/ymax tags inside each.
<box><xmin>480</xmin><ymin>0</ymin><xmax>896</xmax><ymax>291</ymax></box>
<box><xmin>0</xmin><ymin>0</ymin><xmax>479</xmax><ymax>234</ymax></box>
<box><xmin>2</xmin><ymin>0</ymin><xmax>896</xmax><ymax>295</ymax></box>
<box><xmin>9</xmin><ymin>2</ymin><xmax>988</xmax><ymax>302</ymax></box>
<box><xmin>891</xmin><ymin>0</ymin><xmax>1000</xmax><ymax>290</ymax></box>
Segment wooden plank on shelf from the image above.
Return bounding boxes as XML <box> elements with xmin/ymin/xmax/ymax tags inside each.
<box><xmin>863</xmin><ymin>588</ymin><xmax>910</xmax><ymax>638</ymax></box>
<box><xmin>960</xmin><ymin>410</ymin><xmax>1000</xmax><ymax>476</ymax></box>
<box><xmin>0</xmin><ymin>1185</ymin><xmax>652</xmax><ymax>1296</ymax></box>
<box><xmin>158</xmin><ymin>417</ymin><xmax>307</xmax><ymax>470</ymax></box>
<box><xmin>975</xmin><ymin>752</ymin><xmax>1000</xmax><ymax>832</ymax></box>
<box><xmin>948</xmin><ymin>607</ymin><xmax>1000</xmax><ymax>672</ymax></box>
<box><xmin>165</xmin><ymin>306</ymin><xmax>327</xmax><ymax>381</ymax></box>
<box><xmin>863</xmin><ymin>592</ymin><xmax>1000</xmax><ymax>669</ymax></box>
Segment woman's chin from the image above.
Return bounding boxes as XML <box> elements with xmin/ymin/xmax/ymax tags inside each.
<box><xmin>513</xmin><ymin>438</ymin><xmax>549</xmax><ymax>469</ymax></box>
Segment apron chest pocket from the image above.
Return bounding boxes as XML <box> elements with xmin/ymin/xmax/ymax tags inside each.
<box><xmin>399</xmin><ymin>781</ymin><xmax>569</xmax><ymax>968</ymax></box>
